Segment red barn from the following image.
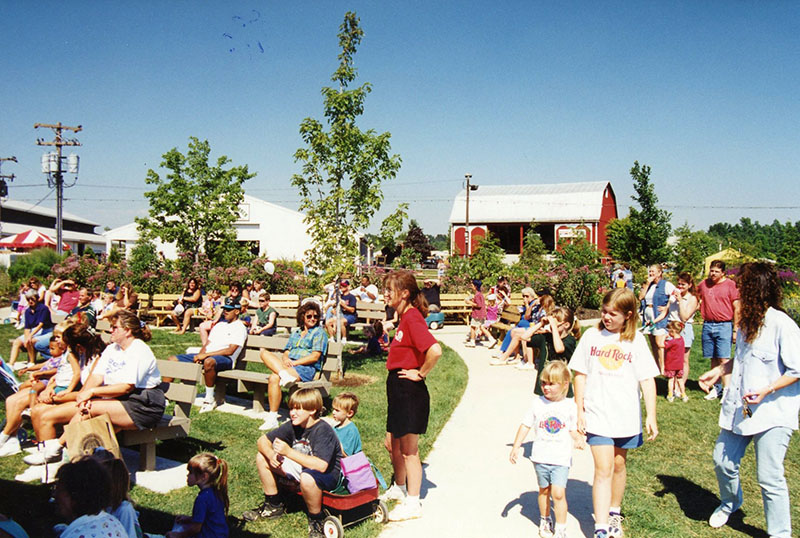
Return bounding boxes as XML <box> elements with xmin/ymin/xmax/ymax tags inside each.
<box><xmin>448</xmin><ymin>181</ymin><xmax>617</xmax><ymax>256</ymax></box>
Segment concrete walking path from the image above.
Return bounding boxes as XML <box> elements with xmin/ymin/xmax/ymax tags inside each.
<box><xmin>381</xmin><ymin>325</ymin><xmax>596</xmax><ymax>537</ymax></box>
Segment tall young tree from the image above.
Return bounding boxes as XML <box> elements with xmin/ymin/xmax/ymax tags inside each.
<box><xmin>292</xmin><ymin>12</ymin><xmax>402</xmax><ymax>273</ymax></box>
<box><xmin>137</xmin><ymin>137</ymin><xmax>254</xmax><ymax>262</ymax></box>
<box><xmin>624</xmin><ymin>161</ymin><xmax>672</xmax><ymax>265</ymax></box>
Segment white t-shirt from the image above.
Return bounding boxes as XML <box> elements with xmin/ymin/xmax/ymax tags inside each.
<box><xmin>644</xmin><ymin>280</ymin><xmax>676</xmax><ymax>305</ymax></box>
<box><xmin>206</xmin><ymin>319</ymin><xmax>248</xmax><ymax>363</ymax></box>
<box><xmin>354</xmin><ymin>284</ymin><xmax>379</xmax><ymax>303</ymax></box>
<box><xmin>568</xmin><ymin>327</ymin><xmax>659</xmax><ymax>438</ymax></box>
<box><xmin>521</xmin><ymin>395</ymin><xmax>577</xmax><ymax>467</ymax></box>
<box><xmin>101</xmin><ymin>339</ymin><xmax>161</xmax><ymax>389</ymax></box>
<box><xmin>53</xmin><ymin>354</ymin><xmax>75</xmax><ymax>387</ymax></box>
<box><xmin>61</xmin><ymin>511</ymin><xmax>127</xmax><ymax>538</ymax></box>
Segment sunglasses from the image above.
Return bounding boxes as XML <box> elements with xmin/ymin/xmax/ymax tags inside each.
<box><xmin>305</xmin><ymin>314</ymin><xmax>319</xmax><ymax>320</ymax></box>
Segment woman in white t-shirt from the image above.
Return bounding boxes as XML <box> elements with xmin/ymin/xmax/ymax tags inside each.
<box><xmin>569</xmin><ymin>288</ymin><xmax>659</xmax><ymax>538</ymax></box>
<box><xmin>24</xmin><ymin>311</ymin><xmax>164</xmax><ymax>466</ymax></box>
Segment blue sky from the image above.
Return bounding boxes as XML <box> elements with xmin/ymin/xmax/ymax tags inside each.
<box><xmin>1</xmin><ymin>1</ymin><xmax>799</xmax><ymax>237</ymax></box>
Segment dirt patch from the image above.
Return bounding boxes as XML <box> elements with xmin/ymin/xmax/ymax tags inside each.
<box><xmin>576</xmin><ymin>307</ymin><xmax>601</xmax><ymax>320</ymax></box>
<box><xmin>332</xmin><ymin>373</ymin><xmax>379</xmax><ymax>388</ymax></box>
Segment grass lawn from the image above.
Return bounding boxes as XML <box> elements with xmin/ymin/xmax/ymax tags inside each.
<box><xmin>0</xmin><ymin>324</ymin><xmax>468</xmax><ymax>538</ymax></box>
<box><xmin>623</xmin><ymin>323</ymin><xmax>800</xmax><ymax>537</ymax></box>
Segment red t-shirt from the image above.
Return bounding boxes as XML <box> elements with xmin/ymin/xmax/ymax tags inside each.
<box><xmin>697</xmin><ymin>278</ymin><xmax>739</xmax><ymax>322</ymax></box>
<box><xmin>57</xmin><ymin>290</ymin><xmax>80</xmax><ymax>313</ymax></box>
<box><xmin>664</xmin><ymin>336</ymin><xmax>685</xmax><ymax>371</ymax></box>
<box><xmin>471</xmin><ymin>291</ymin><xmax>486</xmax><ymax>320</ymax></box>
<box><xmin>386</xmin><ymin>307</ymin><xmax>437</xmax><ymax>371</ymax></box>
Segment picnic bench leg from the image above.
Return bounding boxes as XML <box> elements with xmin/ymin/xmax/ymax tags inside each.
<box><xmin>139</xmin><ymin>442</ymin><xmax>156</xmax><ymax>472</ymax></box>
<box><xmin>252</xmin><ymin>385</ymin><xmax>266</xmax><ymax>414</ymax></box>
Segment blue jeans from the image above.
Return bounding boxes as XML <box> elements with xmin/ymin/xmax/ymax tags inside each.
<box><xmin>32</xmin><ymin>328</ymin><xmax>53</xmax><ymax>360</ymax></box>
<box><xmin>500</xmin><ymin>319</ymin><xmax>530</xmax><ymax>352</ymax></box>
<box><xmin>702</xmin><ymin>321</ymin><xmax>733</xmax><ymax>359</ymax></box>
<box><xmin>713</xmin><ymin>427</ymin><xmax>793</xmax><ymax>537</ymax></box>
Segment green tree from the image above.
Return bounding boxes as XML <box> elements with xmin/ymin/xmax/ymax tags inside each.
<box><xmin>404</xmin><ymin>220</ymin><xmax>433</xmax><ymax>262</ymax></box>
<box><xmin>137</xmin><ymin>137</ymin><xmax>254</xmax><ymax>263</ymax></box>
<box><xmin>292</xmin><ymin>12</ymin><xmax>402</xmax><ymax>273</ymax></box>
<box><xmin>469</xmin><ymin>233</ymin><xmax>506</xmax><ymax>281</ymax></box>
<box><xmin>517</xmin><ymin>226</ymin><xmax>547</xmax><ymax>270</ymax></box>
<box><xmin>605</xmin><ymin>216</ymin><xmax>632</xmax><ymax>262</ymax></box>
<box><xmin>619</xmin><ymin>162</ymin><xmax>672</xmax><ymax>265</ymax></box>
<box><xmin>367</xmin><ymin>203</ymin><xmax>408</xmax><ymax>264</ymax></box>
<box><xmin>671</xmin><ymin>224</ymin><xmax>718</xmax><ymax>278</ymax></box>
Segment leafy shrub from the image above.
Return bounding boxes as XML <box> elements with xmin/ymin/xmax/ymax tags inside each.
<box><xmin>8</xmin><ymin>248</ymin><xmax>63</xmax><ymax>283</ymax></box>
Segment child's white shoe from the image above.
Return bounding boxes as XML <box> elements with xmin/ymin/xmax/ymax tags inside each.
<box><xmin>380</xmin><ymin>483</ymin><xmax>407</xmax><ymax>501</ymax></box>
<box><xmin>388</xmin><ymin>499</ymin><xmax>421</xmax><ymax>521</ymax></box>
<box><xmin>538</xmin><ymin>516</ymin><xmax>553</xmax><ymax>537</ymax></box>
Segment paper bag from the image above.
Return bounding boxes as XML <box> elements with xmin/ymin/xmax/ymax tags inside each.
<box><xmin>64</xmin><ymin>413</ymin><xmax>121</xmax><ymax>460</ymax></box>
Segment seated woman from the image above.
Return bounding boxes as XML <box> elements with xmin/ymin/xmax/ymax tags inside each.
<box><xmin>24</xmin><ymin>311</ymin><xmax>165</xmax><ymax>465</ymax></box>
<box><xmin>172</xmin><ymin>277</ymin><xmax>204</xmax><ymax>335</ymax></box>
<box><xmin>0</xmin><ymin>322</ymin><xmax>80</xmax><ymax>457</ymax></box>
<box><xmin>490</xmin><ymin>294</ymin><xmax>555</xmax><ymax>367</ymax></box>
<box><xmin>258</xmin><ymin>302</ymin><xmax>329</xmax><ymax>431</ymax></box>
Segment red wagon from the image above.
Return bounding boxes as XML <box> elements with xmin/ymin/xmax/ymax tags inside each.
<box><xmin>316</xmin><ymin>486</ymin><xmax>388</xmax><ymax>537</ymax></box>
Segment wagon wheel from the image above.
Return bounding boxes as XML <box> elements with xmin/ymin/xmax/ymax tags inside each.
<box><xmin>429</xmin><ymin>321</ymin><xmax>439</xmax><ymax>330</ymax></box>
<box><xmin>323</xmin><ymin>515</ymin><xmax>344</xmax><ymax>538</ymax></box>
<box><xmin>374</xmin><ymin>500</ymin><xmax>389</xmax><ymax>524</ymax></box>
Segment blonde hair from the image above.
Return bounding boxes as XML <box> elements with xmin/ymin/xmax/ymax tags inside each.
<box><xmin>538</xmin><ymin>294</ymin><xmax>556</xmax><ymax>316</ymax></box>
<box><xmin>598</xmin><ymin>288</ymin><xmax>638</xmax><ymax>342</ymax></box>
<box><xmin>288</xmin><ymin>388</ymin><xmax>324</xmax><ymax>419</ymax></box>
<box><xmin>540</xmin><ymin>360</ymin><xmax>571</xmax><ymax>397</ymax></box>
<box><xmin>552</xmin><ymin>306</ymin><xmax>580</xmax><ymax>339</ymax></box>
<box><xmin>667</xmin><ymin>320</ymin><xmax>684</xmax><ymax>335</ymax></box>
<box><xmin>332</xmin><ymin>392</ymin><xmax>359</xmax><ymax>416</ymax></box>
<box><xmin>188</xmin><ymin>453</ymin><xmax>229</xmax><ymax>514</ymax></box>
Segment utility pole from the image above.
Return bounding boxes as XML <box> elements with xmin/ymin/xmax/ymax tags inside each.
<box><xmin>0</xmin><ymin>156</ymin><xmax>17</xmax><ymax>236</ymax></box>
<box><xmin>465</xmin><ymin>173</ymin><xmax>472</xmax><ymax>257</ymax></box>
<box><xmin>35</xmin><ymin>122</ymin><xmax>81</xmax><ymax>255</ymax></box>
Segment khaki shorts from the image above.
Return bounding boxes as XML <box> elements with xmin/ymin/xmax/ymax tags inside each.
<box><xmin>470</xmin><ymin>317</ymin><xmax>485</xmax><ymax>328</ymax></box>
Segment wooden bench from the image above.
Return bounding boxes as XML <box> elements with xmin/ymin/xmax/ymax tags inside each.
<box><xmin>490</xmin><ymin>304</ymin><xmax>522</xmax><ymax>341</ymax></box>
<box><xmin>119</xmin><ymin>359</ymin><xmax>203</xmax><ymax>471</ymax></box>
<box><xmin>216</xmin><ymin>333</ymin><xmax>343</xmax><ymax>413</ymax></box>
<box><xmin>439</xmin><ymin>293</ymin><xmax>471</xmax><ymax>324</ymax></box>
<box><xmin>351</xmin><ymin>300</ymin><xmax>386</xmax><ymax>332</ymax></box>
<box><xmin>148</xmin><ymin>293</ymin><xmax>181</xmax><ymax>327</ymax></box>
<box><xmin>135</xmin><ymin>293</ymin><xmax>150</xmax><ymax>319</ymax></box>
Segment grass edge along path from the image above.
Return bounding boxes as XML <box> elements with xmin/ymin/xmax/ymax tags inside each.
<box><xmin>0</xmin><ymin>325</ymin><xmax>468</xmax><ymax>538</ymax></box>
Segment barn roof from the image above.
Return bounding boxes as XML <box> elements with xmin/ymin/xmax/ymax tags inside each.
<box><xmin>448</xmin><ymin>181</ymin><xmax>614</xmax><ymax>224</ymax></box>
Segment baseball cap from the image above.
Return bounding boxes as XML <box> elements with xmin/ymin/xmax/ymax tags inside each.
<box><xmin>222</xmin><ymin>296</ymin><xmax>241</xmax><ymax>310</ymax></box>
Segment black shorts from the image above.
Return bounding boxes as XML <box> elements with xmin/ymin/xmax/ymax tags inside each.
<box><xmin>120</xmin><ymin>387</ymin><xmax>166</xmax><ymax>430</ymax></box>
<box><xmin>386</xmin><ymin>369</ymin><xmax>429</xmax><ymax>437</ymax></box>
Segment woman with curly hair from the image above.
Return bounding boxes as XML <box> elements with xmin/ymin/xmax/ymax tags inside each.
<box><xmin>699</xmin><ymin>262</ymin><xmax>800</xmax><ymax>537</ymax></box>
<box><xmin>257</xmin><ymin>301</ymin><xmax>328</xmax><ymax>431</ymax></box>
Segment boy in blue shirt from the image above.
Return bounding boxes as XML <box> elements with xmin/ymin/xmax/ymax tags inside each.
<box><xmin>331</xmin><ymin>392</ymin><xmax>362</xmax><ymax>456</ymax></box>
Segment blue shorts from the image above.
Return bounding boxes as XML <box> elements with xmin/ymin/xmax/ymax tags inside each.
<box><xmin>534</xmin><ymin>462</ymin><xmax>569</xmax><ymax>488</ymax></box>
<box><xmin>301</xmin><ymin>469</ymin><xmax>341</xmax><ymax>492</ymax></box>
<box><xmin>702</xmin><ymin>321</ymin><xmax>733</xmax><ymax>359</ymax></box>
<box><xmin>586</xmin><ymin>433</ymin><xmax>643</xmax><ymax>450</ymax></box>
<box><xmin>175</xmin><ymin>353</ymin><xmax>233</xmax><ymax>372</ymax></box>
<box><xmin>294</xmin><ymin>364</ymin><xmax>317</xmax><ymax>382</ymax></box>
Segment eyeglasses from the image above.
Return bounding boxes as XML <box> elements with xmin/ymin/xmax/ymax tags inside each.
<box><xmin>305</xmin><ymin>314</ymin><xmax>319</xmax><ymax>320</ymax></box>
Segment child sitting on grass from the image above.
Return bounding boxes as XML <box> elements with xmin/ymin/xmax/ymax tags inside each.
<box><xmin>510</xmin><ymin>360</ymin><xmax>584</xmax><ymax>538</ymax></box>
<box><xmin>168</xmin><ymin>452</ymin><xmax>229</xmax><ymax>538</ymax></box>
<box><xmin>92</xmin><ymin>449</ymin><xmax>144</xmax><ymax>538</ymax></box>
<box><xmin>243</xmin><ymin>388</ymin><xmax>341</xmax><ymax>538</ymax></box>
<box><xmin>663</xmin><ymin>321</ymin><xmax>687</xmax><ymax>402</ymax></box>
<box><xmin>351</xmin><ymin>322</ymin><xmax>386</xmax><ymax>357</ymax></box>
<box><xmin>331</xmin><ymin>392</ymin><xmax>362</xmax><ymax>456</ymax></box>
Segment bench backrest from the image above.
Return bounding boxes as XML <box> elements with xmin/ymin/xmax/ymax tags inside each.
<box><xmin>155</xmin><ymin>359</ymin><xmax>203</xmax><ymax>419</ymax></box>
<box><xmin>355</xmin><ymin>301</ymin><xmax>386</xmax><ymax>322</ymax></box>
<box><xmin>151</xmin><ymin>293</ymin><xmax>179</xmax><ymax>309</ymax></box>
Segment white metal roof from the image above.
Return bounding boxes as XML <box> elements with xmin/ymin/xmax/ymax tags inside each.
<box><xmin>2</xmin><ymin>199</ymin><xmax>100</xmax><ymax>227</ymax></box>
<box><xmin>448</xmin><ymin>181</ymin><xmax>613</xmax><ymax>224</ymax></box>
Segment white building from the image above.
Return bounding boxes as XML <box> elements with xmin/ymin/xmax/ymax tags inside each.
<box><xmin>0</xmin><ymin>199</ymin><xmax>106</xmax><ymax>254</ymax></box>
<box><xmin>104</xmin><ymin>194</ymin><xmax>313</xmax><ymax>262</ymax></box>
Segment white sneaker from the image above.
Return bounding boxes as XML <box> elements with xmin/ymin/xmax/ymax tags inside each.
<box><xmin>489</xmin><ymin>357</ymin><xmax>509</xmax><ymax>366</ymax></box>
<box><xmin>491</xmin><ymin>350</ymin><xmax>503</xmax><ymax>358</ymax></box>
<box><xmin>515</xmin><ymin>361</ymin><xmax>537</xmax><ymax>371</ymax></box>
<box><xmin>23</xmin><ymin>441</ymin><xmax>62</xmax><ymax>465</ymax></box>
<box><xmin>0</xmin><ymin>437</ymin><xmax>21</xmax><ymax>457</ymax></box>
<box><xmin>709</xmin><ymin>505</ymin><xmax>737</xmax><ymax>528</ymax></box>
<box><xmin>704</xmin><ymin>386</ymin><xmax>719</xmax><ymax>400</ymax></box>
<box><xmin>539</xmin><ymin>517</ymin><xmax>554</xmax><ymax>537</ymax></box>
<box><xmin>487</xmin><ymin>337</ymin><xmax>497</xmax><ymax>349</ymax></box>
<box><xmin>464</xmin><ymin>341</ymin><xmax>476</xmax><ymax>348</ymax></box>
<box><xmin>388</xmin><ymin>499</ymin><xmax>421</xmax><ymax>521</ymax></box>
<box><xmin>380</xmin><ymin>483</ymin><xmax>407</xmax><ymax>501</ymax></box>
<box><xmin>199</xmin><ymin>400</ymin><xmax>218</xmax><ymax>414</ymax></box>
<box><xmin>553</xmin><ymin>529</ymin><xmax>567</xmax><ymax>538</ymax></box>
<box><xmin>608</xmin><ymin>512</ymin><xmax>624</xmax><ymax>537</ymax></box>
<box><xmin>504</xmin><ymin>357</ymin><xmax>520</xmax><ymax>366</ymax></box>
<box><xmin>259</xmin><ymin>412</ymin><xmax>280</xmax><ymax>431</ymax></box>
<box><xmin>12</xmin><ymin>362</ymin><xmax>29</xmax><ymax>371</ymax></box>
<box><xmin>278</xmin><ymin>370</ymin><xmax>297</xmax><ymax>388</ymax></box>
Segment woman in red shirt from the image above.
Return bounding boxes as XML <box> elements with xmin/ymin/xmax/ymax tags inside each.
<box><xmin>381</xmin><ymin>270</ymin><xmax>442</xmax><ymax>521</ymax></box>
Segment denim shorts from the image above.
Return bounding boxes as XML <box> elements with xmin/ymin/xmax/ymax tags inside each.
<box><xmin>176</xmin><ymin>353</ymin><xmax>233</xmax><ymax>371</ymax></box>
<box><xmin>702</xmin><ymin>321</ymin><xmax>733</xmax><ymax>359</ymax></box>
<box><xmin>534</xmin><ymin>462</ymin><xmax>569</xmax><ymax>488</ymax></box>
<box><xmin>586</xmin><ymin>433</ymin><xmax>643</xmax><ymax>449</ymax></box>
<box><xmin>294</xmin><ymin>364</ymin><xmax>317</xmax><ymax>382</ymax></box>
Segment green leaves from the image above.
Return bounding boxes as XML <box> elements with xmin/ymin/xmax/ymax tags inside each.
<box><xmin>292</xmin><ymin>11</ymin><xmax>402</xmax><ymax>272</ymax></box>
<box><xmin>137</xmin><ymin>137</ymin><xmax>254</xmax><ymax>263</ymax></box>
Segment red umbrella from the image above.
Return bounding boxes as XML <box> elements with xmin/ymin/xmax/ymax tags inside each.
<box><xmin>0</xmin><ymin>230</ymin><xmax>70</xmax><ymax>250</ymax></box>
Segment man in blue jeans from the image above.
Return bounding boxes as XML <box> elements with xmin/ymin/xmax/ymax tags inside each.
<box><xmin>8</xmin><ymin>289</ymin><xmax>53</xmax><ymax>370</ymax></box>
<box><xmin>169</xmin><ymin>296</ymin><xmax>247</xmax><ymax>413</ymax></box>
<box><xmin>697</xmin><ymin>260</ymin><xmax>740</xmax><ymax>400</ymax></box>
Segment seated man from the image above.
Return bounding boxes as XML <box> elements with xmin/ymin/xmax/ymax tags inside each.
<box><xmin>242</xmin><ymin>387</ymin><xmax>342</xmax><ymax>538</ymax></box>
<box><xmin>169</xmin><ymin>296</ymin><xmax>247</xmax><ymax>413</ymax></box>
<box><xmin>8</xmin><ymin>289</ymin><xmax>54</xmax><ymax>370</ymax></box>
<box><xmin>69</xmin><ymin>287</ymin><xmax>97</xmax><ymax>328</ymax></box>
<box><xmin>47</xmin><ymin>279</ymin><xmax>80</xmax><ymax>317</ymax></box>
<box><xmin>258</xmin><ymin>302</ymin><xmax>328</xmax><ymax>431</ymax></box>
<box><xmin>250</xmin><ymin>293</ymin><xmax>278</xmax><ymax>336</ymax></box>
<box><xmin>324</xmin><ymin>280</ymin><xmax>357</xmax><ymax>341</ymax></box>
<box><xmin>353</xmin><ymin>275</ymin><xmax>379</xmax><ymax>303</ymax></box>
<box><xmin>422</xmin><ymin>279</ymin><xmax>441</xmax><ymax>313</ymax></box>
